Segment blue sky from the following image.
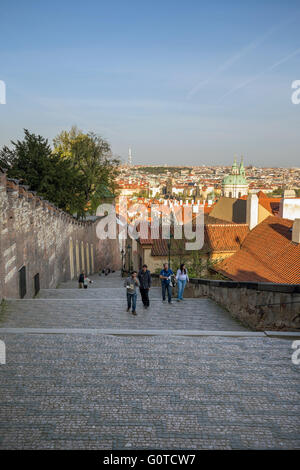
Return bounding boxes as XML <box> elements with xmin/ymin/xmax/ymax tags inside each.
<box><xmin>0</xmin><ymin>0</ymin><xmax>299</xmax><ymax>166</ymax></box>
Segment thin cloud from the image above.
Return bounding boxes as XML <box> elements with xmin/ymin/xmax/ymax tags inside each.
<box><xmin>219</xmin><ymin>46</ymin><xmax>300</xmax><ymax>101</ymax></box>
<box><xmin>186</xmin><ymin>16</ymin><xmax>297</xmax><ymax>101</ymax></box>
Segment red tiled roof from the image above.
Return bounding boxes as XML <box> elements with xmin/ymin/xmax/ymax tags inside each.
<box><xmin>256</xmin><ymin>190</ymin><xmax>268</xmax><ymax>198</ymax></box>
<box><xmin>215</xmin><ymin>216</ymin><xmax>300</xmax><ymax>283</ymax></box>
<box><xmin>204</xmin><ymin>224</ymin><xmax>249</xmax><ymax>252</ymax></box>
<box><xmin>239</xmin><ymin>191</ymin><xmax>281</xmax><ymax>215</ymax></box>
<box><xmin>204</xmin><ymin>205</ymin><xmax>213</xmax><ymax>214</ymax></box>
<box><xmin>258</xmin><ymin>197</ymin><xmax>280</xmax><ymax>215</ymax></box>
<box><xmin>147</xmin><ymin>224</ymin><xmax>249</xmax><ymax>256</ymax></box>
<box><xmin>151</xmin><ymin>238</ymin><xmax>168</xmax><ymax>256</ymax></box>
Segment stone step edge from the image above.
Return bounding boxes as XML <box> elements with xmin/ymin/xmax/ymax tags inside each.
<box><xmin>5</xmin><ymin>298</ymin><xmax>211</xmax><ymax>302</ymax></box>
<box><xmin>1</xmin><ymin>328</ymin><xmax>299</xmax><ymax>338</ymax></box>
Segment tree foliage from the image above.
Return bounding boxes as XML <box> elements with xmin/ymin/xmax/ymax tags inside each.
<box><xmin>0</xmin><ymin>129</ymin><xmax>84</xmax><ymax>213</ymax></box>
<box><xmin>0</xmin><ymin>127</ymin><xmax>119</xmax><ymax>218</ymax></box>
<box><xmin>53</xmin><ymin>126</ymin><xmax>120</xmax><ymax>213</ymax></box>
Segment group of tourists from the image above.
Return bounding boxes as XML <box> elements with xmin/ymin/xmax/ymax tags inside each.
<box><xmin>78</xmin><ymin>262</ymin><xmax>189</xmax><ymax>316</ymax></box>
<box><xmin>124</xmin><ymin>262</ymin><xmax>189</xmax><ymax>315</ymax></box>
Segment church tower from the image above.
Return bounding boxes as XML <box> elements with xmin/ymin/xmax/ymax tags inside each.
<box><xmin>222</xmin><ymin>156</ymin><xmax>248</xmax><ymax>198</ymax></box>
<box><xmin>231</xmin><ymin>157</ymin><xmax>239</xmax><ymax>175</ymax></box>
<box><xmin>239</xmin><ymin>156</ymin><xmax>246</xmax><ymax>177</ymax></box>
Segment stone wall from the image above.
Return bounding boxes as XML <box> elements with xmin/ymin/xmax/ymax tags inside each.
<box><xmin>0</xmin><ymin>169</ymin><xmax>120</xmax><ymax>299</ymax></box>
<box><xmin>151</xmin><ymin>274</ymin><xmax>300</xmax><ymax>331</ymax></box>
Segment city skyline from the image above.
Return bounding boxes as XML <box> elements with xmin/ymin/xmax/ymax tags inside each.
<box><xmin>0</xmin><ymin>0</ymin><xmax>300</xmax><ymax>166</ymax></box>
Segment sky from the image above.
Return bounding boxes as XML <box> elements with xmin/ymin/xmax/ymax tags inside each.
<box><xmin>0</xmin><ymin>0</ymin><xmax>300</xmax><ymax>166</ymax></box>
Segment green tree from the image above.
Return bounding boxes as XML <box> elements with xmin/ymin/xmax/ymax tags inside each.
<box><xmin>54</xmin><ymin>127</ymin><xmax>120</xmax><ymax>213</ymax></box>
<box><xmin>167</xmin><ymin>236</ymin><xmax>226</xmax><ymax>279</ymax></box>
<box><xmin>0</xmin><ymin>129</ymin><xmax>53</xmax><ymax>189</ymax></box>
<box><xmin>269</xmin><ymin>188</ymin><xmax>283</xmax><ymax>197</ymax></box>
<box><xmin>0</xmin><ymin>129</ymin><xmax>85</xmax><ymax>214</ymax></box>
<box><xmin>132</xmin><ymin>189</ymin><xmax>148</xmax><ymax>198</ymax></box>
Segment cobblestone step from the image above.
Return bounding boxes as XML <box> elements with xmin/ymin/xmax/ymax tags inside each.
<box><xmin>1</xmin><ymin>298</ymin><xmax>247</xmax><ymax>331</ymax></box>
<box><xmin>0</xmin><ymin>328</ymin><xmax>265</xmax><ymax>336</ymax></box>
<box><xmin>38</xmin><ymin>287</ymin><xmax>163</xmax><ymax>299</ymax></box>
<box><xmin>0</xmin><ymin>333</ymin><xmax>299</xmax><ymax>449</ymax></box>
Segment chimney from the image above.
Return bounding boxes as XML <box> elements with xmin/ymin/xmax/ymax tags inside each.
<box><xmin>246</xmin><ymin>194</ymin><xmax>259</xmax><ymax>230</ymax></box>
<box><xmin>280</xmin><ymin>198</ymin><xmax>300</xmax><ymax>220</ymax></box>
<box><xmin>292</xmin><ymin>219</ymin><xmax>300</xmax><ymax>244</ymax></box>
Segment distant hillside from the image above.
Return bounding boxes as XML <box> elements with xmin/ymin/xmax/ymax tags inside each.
<box><xmin>133</xmin><ymin>166</ymin><xmax>192</xmax><ymax>174</ymax></box>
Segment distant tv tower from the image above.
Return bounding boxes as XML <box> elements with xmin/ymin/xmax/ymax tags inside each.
<box><xmin>128</xmin><ymin>147</ymin><xmax>132</xmax><ymax>166</ymax></box>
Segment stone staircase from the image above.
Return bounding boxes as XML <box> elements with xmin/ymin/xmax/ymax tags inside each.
<box><xmin>0</xmin><ymin>271</ymin><xmax>299</xmax><ymax>449</ymax></box>
<box><xmin>0</xmin><ymin>272</ymin><xmax>247</xmax><ymax>331</ymax></box>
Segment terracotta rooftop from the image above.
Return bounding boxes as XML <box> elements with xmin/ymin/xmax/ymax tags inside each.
<box><xmin>215</xmin><ymin>216</ymin><xmax>300</xmax><ymax>284</ymax></box>
<box><xmin>139</xmin><ymin>224</ymin><xmax>249</xmax><ymax>256</ymax></box>
<box><xmin>258</xmin><ymin>197</ymin><xmax>281</xmax><ymax>215</ymax></box>
<box><xmin>204</xmin><ymin>224</ymin><xmax>249</xmax><ymax>252</ymax></box>
<box><xmin>239</xmin><ymin>191</ymin><xmax>281</xmax><ymax>215</ymax></box>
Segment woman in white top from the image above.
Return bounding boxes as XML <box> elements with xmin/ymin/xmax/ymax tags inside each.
<box><xmin>176</xmin><ymin>263</ymin><xmax>189</xmax><ymax>301</ymax></box>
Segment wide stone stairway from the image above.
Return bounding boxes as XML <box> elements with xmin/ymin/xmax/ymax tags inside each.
<box><xmin>0</xmin><ymin>272</ymin><xmax>299</xmax><ymax>449</ymax></box>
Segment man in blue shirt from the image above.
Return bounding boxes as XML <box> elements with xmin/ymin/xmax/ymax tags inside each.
<box><xmin>159</xmin><ymin>263</ymin><xmax>174</xmax><ymax>304</ymax></box>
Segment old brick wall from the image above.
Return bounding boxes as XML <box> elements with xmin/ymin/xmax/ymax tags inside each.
<box><xmin>0</xmin><ymin>170</ymin><xmax>120</xmax><ymax>299</ymax></box>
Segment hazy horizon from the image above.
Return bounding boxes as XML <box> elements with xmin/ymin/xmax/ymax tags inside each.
<box><xmin>0</xmin><ymin>0</ymin><xmax>300</xmax><ymax>166</ymax></box>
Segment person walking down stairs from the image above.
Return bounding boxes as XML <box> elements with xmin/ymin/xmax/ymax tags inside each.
<box><xmin>138</xmin><ymin>264</ymin><xmax>151</xmax><ymax>309</ymax></box>
<box><xmin>124</xmin><ymin>271</ymin><xmax>140</xmax><ymax>315</ymax></box>
<box><xmin>159</xmin><ymin>263</ymin><xmax>174</xmax><ymax>304</ymax></box>
<box><xmin>176</xmin><ymin>263</ymin><xmax>189</xmax><ymax>301</ymax></box>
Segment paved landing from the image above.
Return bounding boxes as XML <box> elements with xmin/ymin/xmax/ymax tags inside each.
<box><xmin>1</xmin><ymin>273</ymin><xmax>247</xmax><ymax>331</ymax></box>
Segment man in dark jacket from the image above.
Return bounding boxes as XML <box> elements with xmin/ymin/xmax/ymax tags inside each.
<box><xmin>78</xmin><ymin>271</ymin><xmax>84</xmax><ymax>289</ymax></box>
<box><xmin>138</xmin><ymin>264</ymin><xmax>151</xmax><ymax>309</ymax></box>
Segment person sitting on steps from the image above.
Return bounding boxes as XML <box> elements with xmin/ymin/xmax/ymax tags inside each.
<box><xmin>83</xmin><ymin>275</ymin><xmax>92</xmax><ymax>289</ymax></box>
<box><xmin>78</xmin><ymin>271</ymin><xmax>84</xmax><ymax>289</ymax></box>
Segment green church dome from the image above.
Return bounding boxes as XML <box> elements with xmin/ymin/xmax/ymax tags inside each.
<box><xmin>222</xmin><ymin>157</ymin><xmax>248</xmax><ymax>186</ymax></box>
<box><xmin>223</xmin><ymin>174</ymin><xmax>247</xmax><ymax>186</ymax></box>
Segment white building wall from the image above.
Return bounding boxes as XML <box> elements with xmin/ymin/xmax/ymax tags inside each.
<box><xmin>280</xmin><ymin>198</ymin><xmax>300</xmax><ymax>220</ymax></box>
